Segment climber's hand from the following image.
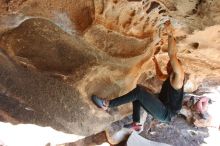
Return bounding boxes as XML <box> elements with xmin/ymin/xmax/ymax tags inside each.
<box><xmin>152</xmin><ymin>56</ymin><xmax>157</xmax><ymax>63</ymax></box>
<box><xmin>164</xmin><ymin>20</ymin><xmax>173</xmax><ymax>36</ymax></box>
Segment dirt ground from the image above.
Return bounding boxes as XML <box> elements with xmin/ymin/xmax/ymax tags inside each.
<box><xmin>140</xmin><ymin>115</ymin><xmax>208</xmax><ymax>146</ymax></box>
<box><xmin>65</xmin><ymin>114</ymin><xmax>209</xmax><ymax>146</ymax></box>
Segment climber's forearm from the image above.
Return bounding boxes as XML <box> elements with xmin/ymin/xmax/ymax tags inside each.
<box><xmin>153</xmin><ymin>57</ymin><xmax>167</xmax><ymax>81</ymax></box>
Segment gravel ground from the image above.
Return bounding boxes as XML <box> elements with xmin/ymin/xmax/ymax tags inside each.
<box><xmin>140</xmin><ymin>115</ymin><xmax>209</xmax><ymax>146</ymax></box>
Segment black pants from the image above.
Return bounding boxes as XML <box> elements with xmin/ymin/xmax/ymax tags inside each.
<box><xmin>109</xmin><ymin>86</ymin><xmax>174</xmax><ymax>122</ymax></box>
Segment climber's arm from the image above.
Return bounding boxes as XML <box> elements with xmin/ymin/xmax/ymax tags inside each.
<box><xmin>153</xmin><ymin>56</ymin><xmax>168</xmax><ymax>81</ymax></box>
<box><xmin>168</xmin><ymin>35</ymin><xmax>184</xmax><ymax>90</ymax></box>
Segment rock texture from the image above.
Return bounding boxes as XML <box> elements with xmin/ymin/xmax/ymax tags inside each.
<box><xmin>0</xmin><ymin>0</ymin><xmax>220</xmax><ymax>139</ymax></box>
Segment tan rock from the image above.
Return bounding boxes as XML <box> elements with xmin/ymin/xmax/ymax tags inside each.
<box><xmin>0</xmin><ymin>0</ymin><xmax>219</xmax><ymax>140</ymax></box>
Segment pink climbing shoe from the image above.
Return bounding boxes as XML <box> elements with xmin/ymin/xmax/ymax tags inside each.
<box><xmin>124</xmin><ymin>122</ymin><xmax>143</xmax><ymax>132</ymax></box>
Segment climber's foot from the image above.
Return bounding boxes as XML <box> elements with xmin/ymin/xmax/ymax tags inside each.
<box><xmin>92</xmin><ymin>95</ymin><xmax>109</xmax><ymax>110</ymax></box>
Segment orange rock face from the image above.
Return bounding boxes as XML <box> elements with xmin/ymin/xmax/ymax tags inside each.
<box><xmin>0</xmin><ymin>0</ymin><xmax>220</xmax><ymax>137</ymax></box>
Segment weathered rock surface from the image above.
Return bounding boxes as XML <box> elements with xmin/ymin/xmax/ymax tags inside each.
<box><xmin>0</xmin><ymin>0</ymin><xmax>220</xmax><ymax>140</ymax></box>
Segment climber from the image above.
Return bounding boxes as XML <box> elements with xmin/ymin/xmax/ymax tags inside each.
<box><xmin>91</xmin><ymin>33</ymin><xmax>185</xmax><ymax>131</ymax></box>
<box><xmin>91</xmin><ymin>33</ymin><xmax>209</xmax><ymax>131</ymax></box>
